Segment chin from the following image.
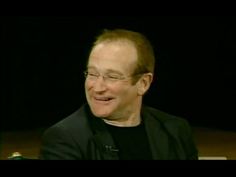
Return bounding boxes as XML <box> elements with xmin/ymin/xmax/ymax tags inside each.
<box><xmin>89</xmin><ymin>101</ymin><xmax>116</xmax><ymax>118</ymax></box>
<box><xmin>92</xmin><ymin>110</ymin><xmax>112</xmax><ymax>118</ymax></box>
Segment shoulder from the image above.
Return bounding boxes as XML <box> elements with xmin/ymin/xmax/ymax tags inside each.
<box><xmin>142</xmin><ymin>106</ymin><xmax>198</xmax><ymax>159</ymax></box>
<box><xmin>43</xmin><ymin>104</ymin><xmax>93</xmax><ymax>141</ymax></box>
<box><xmin>142</xmin><ymin>105</ymin><xmax>191</xmax><ymax>132</ymax></box>
<box><xmin>142</xmin><ymin>106</ymin><xmax>187</xmax><ymax>123</ymax></box>
<box><xmin>39</xmin><ymin>104</ymin><xmax>95</xmax><ymax>159</ymax></box>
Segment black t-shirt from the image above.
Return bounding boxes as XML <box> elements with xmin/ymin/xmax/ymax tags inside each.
<box><xmin>105</xmin><ymin>121</ymin><xmax>153</xmax><ymax>160</ymax></box>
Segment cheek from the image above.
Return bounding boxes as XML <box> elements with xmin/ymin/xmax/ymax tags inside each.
<box><xmin>85</xmin><ymin>80</ymin><xmax>92</xmax><ymax>91</ymax></box>
<box><xmin>115</xmin><ymin>86</ymin><xmax>137</xmax><ymax>100</ymax></box>
<box><xmin>109</xmin><ymin>85</ymin><xmax>129</xmax><ymax>95</ymax></box>
<box><xmin>85</xmin><ymin>81</ymin><xmax>92</xmax><ymax>99</ymax></box>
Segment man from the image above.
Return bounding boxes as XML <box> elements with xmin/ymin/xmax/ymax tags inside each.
<box><xmin>39</xmin><ymin>29</ymin><xmax>198</xmax><ymax>160</ymax></box>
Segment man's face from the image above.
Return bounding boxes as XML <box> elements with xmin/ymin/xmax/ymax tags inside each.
<box><xmin>85</xmin><ymin>41</ymin><xmax>141</xmax><ymax>120</ymax></box>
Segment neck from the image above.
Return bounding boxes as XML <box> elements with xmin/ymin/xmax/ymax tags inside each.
<box><xmin>103</xmin><ymin>97</ymin><xmax>142</xmax><ymax>127</ymax></box>
<box><xmin>103</xmin><ymin>115</ymin><xmax>141</xmax><ymax>127</ymax></box>
<box><xmin>103</xmin><ymin>102</ymin><xmax>142</xmax><ymax>127</ymax></box>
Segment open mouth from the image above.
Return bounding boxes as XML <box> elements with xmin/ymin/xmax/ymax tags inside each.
<box><xmin>94</xmin><ymin>97</ymin><xmax>114</xmax><ymax>103</ymax></box>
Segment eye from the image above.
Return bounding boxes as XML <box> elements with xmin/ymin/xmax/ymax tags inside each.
<box><xmin>86</xmin><ymin>72</ymin><xmax>99</xmax><ymax>79</ymax></box>
<box><xmin>88</xmin><ymin>73</ymin><xmax>98</xmax><ymax>77</ymax></box>
<box><xmin>106</xmin><ymin>74</ymin><xmax>122</xmax><ymax>80</ymax></box>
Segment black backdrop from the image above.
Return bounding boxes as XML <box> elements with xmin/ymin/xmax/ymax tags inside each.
<box><xmin>1</xmin><ymin>16</ymin><xmax>235</xmax><ymax>131</ymax></box>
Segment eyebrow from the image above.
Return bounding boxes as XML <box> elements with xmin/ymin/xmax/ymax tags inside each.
<box><xmin>105</xmin><ymin>69</ymin><xmax>123</xmax><ymax>75</ymax></box>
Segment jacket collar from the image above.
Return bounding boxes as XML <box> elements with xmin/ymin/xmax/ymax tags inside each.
<box><xmin>141</xmin><ymin>106</ymin><xmax>170</xmax><ymax>160</ymax></box>
<box><xmin>86</xmin><ymin>104</ymin><xmax>177</xmax><ymax>160</ymax></box>
<box><xmin>86</xmin><ymin>105</ymin><xmax>119</xmax><ymax>160</ymax></box>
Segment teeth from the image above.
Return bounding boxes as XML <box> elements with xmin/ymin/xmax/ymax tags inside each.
<box><xmin>96</xmin><ymin>98</ymin><xmax>110</xmax><ymax>101</ymax></box>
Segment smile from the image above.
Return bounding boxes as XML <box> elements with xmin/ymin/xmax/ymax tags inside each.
<box><xmin>93</xmin><ymin>97</ymin><xmax>114</xmax><ymax>103</ymax></box>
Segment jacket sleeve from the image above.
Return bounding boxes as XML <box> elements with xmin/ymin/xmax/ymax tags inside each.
<box><xmin>39</xmin><ymin>125</ymin><xmax>83</xmax><ymax>160</ymax></box>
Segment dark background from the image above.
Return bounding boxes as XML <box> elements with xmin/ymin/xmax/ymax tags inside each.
<box><xmin>1</xmin><ymin>16</ymin><xmax>235</xmax><ymax>131</ymax></box>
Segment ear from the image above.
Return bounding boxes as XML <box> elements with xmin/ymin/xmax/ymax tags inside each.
<box><xmin>137</xmin><ymin>73</ymin><xmax>153</xmax><ymax>96</ymax></box>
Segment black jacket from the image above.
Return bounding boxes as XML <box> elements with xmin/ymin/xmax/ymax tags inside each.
<box><xmin>39</xmin><ymin>104</ymin><xmax>198</xmax><ymax>160</ymax></box>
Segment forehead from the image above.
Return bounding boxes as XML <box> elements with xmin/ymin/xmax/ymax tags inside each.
<box><xmin>90</xmin><ymin>40</ymin><xmax>136</xmax><ymax>58</ymax></box>
<box><xmin>88</xmin><ymin>41</ymin><xmax>137</xmax><ymax>73</ymax></box>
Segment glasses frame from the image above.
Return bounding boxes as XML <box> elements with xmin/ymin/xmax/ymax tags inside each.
<box><xmin>84</xmin><ymin>71</ymin><xmax>144</xmax><ymax>84</ymax></box>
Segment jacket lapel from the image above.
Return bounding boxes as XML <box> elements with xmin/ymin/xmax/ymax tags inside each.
<box><xmin>144</xmin><ymin>115</ymin><xmax>170</xmax><ymax>160</ymax></box>
<box><xmin>90</xmin><ymin>114</ymin><xmax>119</xmax><ymax>160</ymax></box>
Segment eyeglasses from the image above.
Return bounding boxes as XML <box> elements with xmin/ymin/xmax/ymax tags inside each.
<box><xmin>84</xmin><ymin>71</ymin><xmax>143</xmax><ymax>84</ymax></box>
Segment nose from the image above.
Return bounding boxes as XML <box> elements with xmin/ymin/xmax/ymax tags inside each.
<box><xmin>93</xmin><ymin>76</ymin><xmax>107</xmax><ymax>92</ymax></box>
